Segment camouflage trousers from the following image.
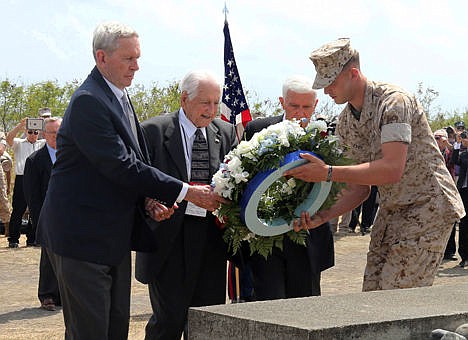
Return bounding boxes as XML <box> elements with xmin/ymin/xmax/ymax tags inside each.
<box><xmin>362</xmin><ymin>203</ymin><xmax>455</xmax><ymax>292</ymax></box>
<box><xmin>0</xmin><ymin>168</ymin><xmax>10</xmax><ymax>224</ymax></box>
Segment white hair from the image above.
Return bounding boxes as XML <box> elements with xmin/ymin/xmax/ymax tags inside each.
<box><xmin>179</xmin><ymin>70</ymin><xmax>221</xmax><ymax>99</ymax></box>
<box><xmin>282</xmin><ymin>75</ymin><xmax>316</xmax><ymax>98</ymax></box>
<box><xmin>92</xmin><ymin>21</ymin><xmax>138</xmax><ymax>61</ymax></box>
<box><xmin>44</xmin><ymin>117</ymin><xmax>62</xmax><ymax>125</ymax></box>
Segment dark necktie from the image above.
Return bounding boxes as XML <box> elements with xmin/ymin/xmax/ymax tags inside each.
<box><xmin>121</xmin><ymin>94</ymin><xmax>139</xmax><ymax>147</ymax></box>
<box><xmin>190</xmin><ymin>129</ymin><xmax>210</xmax><ymax>184</ymax></box>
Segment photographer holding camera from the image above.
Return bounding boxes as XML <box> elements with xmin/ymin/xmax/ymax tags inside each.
<box><xmin>451</xmin><ymin>128</ymin><xmax>468</xmax><ymax>268</ymax></box>
<box><xmin>6</xmin><ymin>117</ymin><xmax>45</xmax><ymax>248</ymax></box>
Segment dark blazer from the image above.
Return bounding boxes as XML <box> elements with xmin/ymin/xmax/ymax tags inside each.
<box><xmin>243</xmin><ymin>115</ymin><xmax>283</xmax><ymax>140</ymax></box>
<box><xmin>24</xmin><ymin>144</ymin><xmax>61</xmax><ymax>304</ymax></box>
<box><xmin>37</xmin><ymin>67</ymin><xmax>184</xmax><ymax>266</ymax></box>
<box><xmin>23</xmin><ymin>145</ymin><xmax>52</xmax><ymax>230</ymax></box>
<box><xmin>135</xmin><ymin>111</ymin><xmax>237</xmax><ymax>283</ymax></box>
<box><xmin>452</xmin><ymin>148</ymin><xmax>468</xmax><ymax>190</ymax></box>
<box><xmin>244</xmin><ymin>115</ymin><xmax>334</xmax><ymax>274</ymax></box>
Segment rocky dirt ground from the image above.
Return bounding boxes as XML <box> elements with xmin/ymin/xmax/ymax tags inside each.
<box><xmin>0</xmin><ymin>229</ymin><xmax>466</xmax><ymax>339</ymax></box>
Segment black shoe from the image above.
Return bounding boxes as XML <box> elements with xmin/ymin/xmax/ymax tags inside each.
<box><xmin>8</xmin><ymin>242</ymin><xmax>19</xmax><ymax>248</ymax></box>
<box><xmin>459</xmin><ymin>260</ymin><xmax>467</xmax><ymax>268</ymax></box>
<box><xmin>443</xmin><ymin>254</ymin><xmax>458</xmax><ymax>261</ymax></box>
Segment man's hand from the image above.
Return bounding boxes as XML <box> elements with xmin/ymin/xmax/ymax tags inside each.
<box><xmin>292</xmin><ymin>211</ymin><xmax>326</xmax><ymax>231</ymax></box>
<box><xmin>283</xmin><ymin>153</ymin><xmax>328</xmax><ymax>182</ymax></box>
<box><xmin>145</xmin><ymin>198</ymin><xmax>178</xmax><ymax>222</ymax></box>
<box><xmin>185</xmin><ymin>184</ymin><xmax>228</xmax><ymax>211</ymax></box>
<box><xmin>7</xmin><ymin>118</ymin><xmax>28</xmax><ymax>147</ymax></box>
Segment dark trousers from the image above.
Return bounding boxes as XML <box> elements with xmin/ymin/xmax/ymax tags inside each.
<box><xmin>38</xmin><ymin>247</ymin><xmax>61</xmax><ymax>305</ymax></box>
<box><xmin>7</xmin><ymin>175</ymin><xmax>33</xmax><ymax>244</ymax></box>
<box><xmin>458</xmin><ymin>188</ymin><xmax>468</xmax><ymax>261</ymax></box>
<box><xmin>349</xmin><ymin>185</ymin><xmax>378</xmax><ymax>231</ymax></box>
<box><xmin>444</xmin><ymin>223</ymin><xmax>457</xmax><ymax>256</ymax></box>
<box><xmin>47</xmin><ymin>248</ymin><xmax>131</xmax><ymax>340</ymax></box>
<box><xmin>145</xmin><ymin>221</ymin><xmax>227</xmax><ymax>340</ymax></box>
<box><xmin>249</xmin><ymin>236</ymin><xmax>321</xmax><ymax>300</ymax></box>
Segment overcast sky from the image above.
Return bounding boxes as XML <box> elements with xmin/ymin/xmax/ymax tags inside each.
<box><xmin>1</xmin><ymin>0</ymin><xmax>467</xmax><ymax>115</ymax></box>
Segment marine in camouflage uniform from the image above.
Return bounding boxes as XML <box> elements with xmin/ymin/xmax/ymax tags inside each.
<box><xmin>336</xmin><ymin>81</ymin><xmax>464</xmax><ymax>290</ymax></box>
<box><xmin>285</xmin><ymin>38</ymin><xmax>465</xmax><ymax>291</ymax></box>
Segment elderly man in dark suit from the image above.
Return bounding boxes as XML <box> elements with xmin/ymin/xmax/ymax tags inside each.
<box><xmin>135</xmin><ymin>70</ymin><xmax>237</xmax><ymax>340</ymax></box>
<box><xmin>36</xmin><ymin>22</ymin><xmax>225</xmax><ymax>340</ymax></box>
<box><xmin>23</xmin><ymin>117</ymin><xmax>62</xmax><ymax>311</ymax></box>
<box><xmin>243</xmin><ymin>75</ymin><xmax>334</xmax><ymax>300</ymax></box>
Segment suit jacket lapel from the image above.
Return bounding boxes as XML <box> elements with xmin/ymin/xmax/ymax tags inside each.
<box><xmin>91</xmin><ymin>67</ymin><xmax>144</xmax><ymax>160</ymax></box>
<box><xmin>164</xmin><ymin>112</ymin><xmax>189</xmax><ymax>182</ymax></box>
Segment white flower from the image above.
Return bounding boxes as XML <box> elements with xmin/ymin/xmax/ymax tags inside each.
<box><xmin>307</xmin><ymin>119</ymin><xmax>328</xmax><ymax>132</ymax></box>
<box><xmin>242</xmin><ymin>232</ymin><xmax>256</xmax><ymax>241</ymax></box>
<box><xmin>287</xmin><ymin>178</ymin><xmax>296</xmax><ymax>188</ymax></box>
<box><xmin>281</xmin><ymin>182</ymin><xmax>293</xmax><ymax>195</ymax></box>
<box><xmin>233</xmin><ymin>140</ymin><xmax>254</xmax><ymax>159</ymax></box>
<box><xmin>227</xmin><ymin>155</ymin><xmax>242</xmax><ymax>173</ymax></box>
<box><xmin>232</xmin><ymin>171</ymin><xmax>250</xmax><ymax>184</ymax></box>
<box><xmin>212</xmin><ymin>171</ymin><xmax>234</xmax><ymax>199</ymax></box>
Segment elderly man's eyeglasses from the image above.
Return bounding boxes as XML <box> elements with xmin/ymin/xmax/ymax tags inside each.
<box><xmin>27</xmin><ymin>130</ymin><xmax>39</xmax><ymax>135</ymax></box>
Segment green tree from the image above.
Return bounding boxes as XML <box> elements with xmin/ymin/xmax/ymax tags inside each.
<box><xmin>23</xmin><ymin>80</ymin><xmax>79</xmax><ymax>119</ymax></box>
<box><xmin>416</xmin><ymin>82</ymin><xmax>440</xmax><ymax>119</ymax></box>
<box><xmin>0</xmin><ymin>80</ymin><xmax>26</xmax><ymax>132</ymax></box>
<box><xmin>245</xmin><ymin>89</ymin><xmax>282</xmax><ymax>118</ymax></box>
<box><xmin>129</xmin><ymin>81</ymin><xmax>181</xmax><ymax>121</ymax></box>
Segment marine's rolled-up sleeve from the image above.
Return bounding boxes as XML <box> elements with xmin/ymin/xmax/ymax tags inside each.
<box><xmin>381</xmin><ymin>123</ymin><xmax>411</xmax><ymax>144</ymax></box>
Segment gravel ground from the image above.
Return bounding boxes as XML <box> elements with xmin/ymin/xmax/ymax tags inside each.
<box><xmin>0</xmin><ymin>229</ymin><xmax>466</xmax><ymax>339</ymax></box>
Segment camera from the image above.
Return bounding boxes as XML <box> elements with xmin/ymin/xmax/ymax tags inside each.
<box><xmin>461</xmin><ymin>132</ymin><xmax>467</xmax><ymax>139</ymax></box>
<box><xmin>26</xmin><ymin>118</ymin><xmax>44</xmax><ymax>131</ymax></box>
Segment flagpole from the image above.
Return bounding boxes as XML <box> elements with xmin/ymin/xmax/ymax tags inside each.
<box><xmin>223</xmin><ymin>2</ymin><xmax>229</xmax><ymax>23</ymax></box>
<box><xmin>222</xmin><ymin>1</ymin><xmax>252</xmax><ymax>304</ymax></box>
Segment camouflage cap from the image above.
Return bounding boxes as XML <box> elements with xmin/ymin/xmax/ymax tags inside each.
<box><xmin>309</xmin><ymin>38</ymin><xmax>355</xmax><ymax>89</ymax></box>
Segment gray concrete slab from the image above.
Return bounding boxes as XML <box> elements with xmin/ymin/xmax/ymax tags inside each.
<box><xmin>188</xmin><ymin>283</ymin><xmax>468</xmax><ymax>339</ymax></box>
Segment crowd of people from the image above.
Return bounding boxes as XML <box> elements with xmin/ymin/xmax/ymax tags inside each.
<box><xmin>0</xmin><ymin>21</ymin><xmax>466</xmax><ymax>340</ymax></box>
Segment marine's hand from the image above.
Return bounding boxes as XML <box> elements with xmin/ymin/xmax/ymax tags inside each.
<box><xmin>292</xmin><ymin>211</ymin><xmax>325</xmax><ymax>231</ymax></box>
<box><xmin>283</xmin><ymin>153</ymin><xmax>328</xmax><ymax>182</ymax></box>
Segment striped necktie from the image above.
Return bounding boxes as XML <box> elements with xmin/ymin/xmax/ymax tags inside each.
<box><xmin>190</xmin><ymin>129</ymin><xmax>210</xmax><ymax>183</ymax></box>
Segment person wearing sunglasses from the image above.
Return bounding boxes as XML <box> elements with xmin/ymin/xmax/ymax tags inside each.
<box><xmin>5</xmin><ymin>117</ymin><xmax>46</xmax><ymax>248</ymax></box>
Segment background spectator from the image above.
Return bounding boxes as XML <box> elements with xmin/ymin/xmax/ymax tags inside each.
<box><xmin>451</xmin><ymin>131</ymin><xmax>468</xmax><ymax>267</ymax></box>
<box><xmin>24</xmin><ymin>117</ymin><xmax>62</xmax><ymax>311</ymax></box>
<box><xmin>6</xmin><ymin>118</ymin><xmax>45</xmax><ymax>248</ymax></box>
<box><xmin>434</xmin><ymin>128</ymin><xmax>458</xmax><ymax>261</ymax></box>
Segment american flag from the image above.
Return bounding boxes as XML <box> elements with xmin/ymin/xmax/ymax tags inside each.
<box><xmin>221</xmin><ymin>20</ymin><xmax>252</xmax><ymax>140</ymax></box>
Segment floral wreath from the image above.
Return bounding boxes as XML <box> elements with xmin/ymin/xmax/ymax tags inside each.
<box><xmin>212</xmin><ymin>119</ymin><xmax>352</xmax><ymax>259</ymax></box>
